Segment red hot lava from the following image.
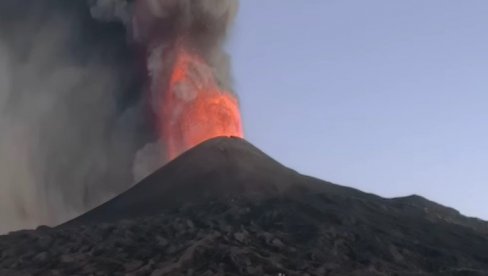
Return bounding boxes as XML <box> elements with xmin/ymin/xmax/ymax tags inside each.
<box><xmin>158</xmin><ymin>45</ymin><xmax>244</xmax><ymax>160</ymax></box>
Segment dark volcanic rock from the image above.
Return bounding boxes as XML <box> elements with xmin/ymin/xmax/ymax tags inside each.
<box><xmin>1</xmin><ymin>137</ymin><xmax>488</xmax><ymax>275</ymax></box>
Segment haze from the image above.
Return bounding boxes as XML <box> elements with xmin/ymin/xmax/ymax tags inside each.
<box><xmin>230</xmin><ymin>1</ymin><xmax>488</xmax><ymax>219</ymax></box>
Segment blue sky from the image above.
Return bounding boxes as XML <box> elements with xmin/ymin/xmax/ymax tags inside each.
<box><xmin>228</xmin><ymin>1</ymin><xmax>488</xmax><ymax>219</ymax></box>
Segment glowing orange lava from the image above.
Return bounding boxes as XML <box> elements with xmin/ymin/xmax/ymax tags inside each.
<box><xmin>160</xmin><ymin>46</ymin><xmax>244</xmax><ymax>160</ymax></box>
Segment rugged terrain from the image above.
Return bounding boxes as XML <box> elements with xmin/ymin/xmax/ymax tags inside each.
<box><xmin>1</xmin><ymin>137</ymin><xmax>487</xmax><ymax>275</ymax></box>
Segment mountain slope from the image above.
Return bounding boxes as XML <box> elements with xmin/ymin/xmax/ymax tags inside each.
<box><xmin>63</xmin><ymin>136</ymin><xmax>363</xmax><ymax>226</ymax></box>
<box><xmin>1</xmin><ymin>137</ymin><xmax>488</xmax><ymax>275</ymax></box>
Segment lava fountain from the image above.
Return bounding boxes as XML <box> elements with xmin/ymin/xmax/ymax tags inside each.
<box><xmin>160</xmin><ymin>44</ymin><xmax>244</xmax><ymax>160</ymax></box>
<box><xmin>133</xmin><ymin>0</ymin><xmax>243</xmax><ymax>161</ymax></box>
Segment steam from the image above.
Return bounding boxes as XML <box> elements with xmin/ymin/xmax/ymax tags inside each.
<box><xmin>0</xmin><ymin>0</ymin><xmax>239</xmax><ymax>233</ymax></box>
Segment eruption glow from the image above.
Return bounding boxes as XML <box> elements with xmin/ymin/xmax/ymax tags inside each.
<box><xmin>132</xmin><ymin>0</ymin><xmax>244</xmax><ymax>161</ymax></box>
<box><xmin>160</xmin><ymin>45</ymin><xmax>244</xmax><ymax>160</ymax></box>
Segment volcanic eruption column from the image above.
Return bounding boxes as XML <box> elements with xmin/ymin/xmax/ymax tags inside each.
<box><xmin>133</xmin><ymin>0</ymin><xmax>244</xmax><ymax>160</ymax></box>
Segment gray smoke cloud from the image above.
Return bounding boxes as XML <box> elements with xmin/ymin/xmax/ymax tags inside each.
<box><xmin>90</xmin><ymin>0</ymin><xmax>240</xmax><ymax>160</ymax></box>
<box><xmin>90</xmin><ymin>0</ymin><xmax>238</xmax><ymax>91</ymax></box>
<box><xmin>0</xmin><ymin>0</ymin><xmax>239</xmax><ymax>233</ymax></box>
<box><xmin>0</xmin><ymin>0</ymin><xmax>148</xmax><ymax>233</ymax></box>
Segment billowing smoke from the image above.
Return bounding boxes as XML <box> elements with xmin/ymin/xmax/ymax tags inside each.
<box><xmin>0</xmin><ymin>0</ymin><xmax>239</xmax><ymax>233</ymax></box>
<box><xmin>132</xmin><ymin>0</ymin><xmax>237</xmax><ymax>89</ymax></box>
<box><xmin>90</xmin><ymin>0</ymin><xmax>238</xmax><ymax>90</ymax></box>
<box><xmin>91</xmin><ymin>0</ymin><xmax>242</xmax><ymax>159</ymax></box>
<box><xmin>0</xmin><ymin>0</ymin><xmax>148</xmax><ymax>233</ymax></box>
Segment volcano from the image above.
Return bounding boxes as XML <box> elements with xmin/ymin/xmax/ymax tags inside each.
<box><xmin>1</xmin><ymin>137</ymin><xmax>488</xmax><ymax>275</ymax></box>
<box><xmin>63</xmin><ymin>137</ymin><xmax>320</xmax><ymax>226</ymax></box>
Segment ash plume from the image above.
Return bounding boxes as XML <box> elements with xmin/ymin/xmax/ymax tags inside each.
<box><xmin>0</xmin><ymin>0</ymin><xmax>147</xmax><ymax>233</ymax></box>
<box><xmin>91</xmin><ymin>0</ymin><xmax>240</xmax><ymax>158</ymax></box>
<box><xmin>0</xmin><ymin>0</ymin><xmax>239</xmax><ymax>233</ymax></box>
<box><xmin>92</xmin><ymin>0</ymin><xmax>239</xmax><ymax>96</ymax></box>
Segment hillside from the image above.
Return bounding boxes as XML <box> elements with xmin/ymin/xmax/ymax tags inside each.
<box><xmin>1</xmin><ymin>137</ymin><xmax>487</xmax><ymax>275</ymax></box>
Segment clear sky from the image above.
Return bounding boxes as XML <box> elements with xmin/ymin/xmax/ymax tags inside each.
<box><xmin>228</xmin><ymin>1</ymin><xmax>488</xmax><ymax>219</ymax></box>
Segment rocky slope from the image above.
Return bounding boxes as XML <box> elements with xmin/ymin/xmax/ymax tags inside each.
<box><xmin>1</xmin><ymin>137</ymin><xmax>487</xmax><ymax>275</ymax></box>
